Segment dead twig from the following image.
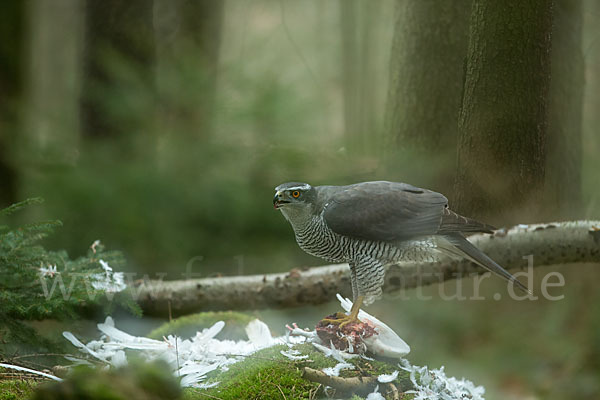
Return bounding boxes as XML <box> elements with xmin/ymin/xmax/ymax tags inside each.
<box><xmin>272</xmin><ymin>382</ymin><xmax>288</xmax><ymax>400</ymax></box>
<box><xmin>386</xmin><ymin>382</ymin><xmax>400</xmax><ymax>400</ymax></box>
<box><xmin>302</xmin><ymin>367</ymin><xmax>377</xmax><ymax>394</ymax></box>
<box><xmin>190</xmin><ymin>391</ymin><xmax>224</xmax><ymax>400</ymax></box>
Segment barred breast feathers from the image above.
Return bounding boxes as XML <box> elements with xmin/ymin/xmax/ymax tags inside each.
<box><xmin>294</xmin><ymin>213</ymin><xmax>444</xmax><ymax>265</ymax></box>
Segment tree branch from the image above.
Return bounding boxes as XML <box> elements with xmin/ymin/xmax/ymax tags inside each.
<box><xmin>136</xmin><ymin>221</ymin><xmax>600</xmax><ymax>316</ymax></box>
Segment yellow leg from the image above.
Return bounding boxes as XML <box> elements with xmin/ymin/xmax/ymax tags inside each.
<box><xmin>321</xmin><ymin>296</ymin><xmax>364</xmax><ymax>329</ymax></box>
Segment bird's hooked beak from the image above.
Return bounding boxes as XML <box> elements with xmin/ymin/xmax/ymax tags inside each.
<box><xmin>273</xmin><ymin>191</ymin><xmax>288</xmax><ymax>209</ymax></box>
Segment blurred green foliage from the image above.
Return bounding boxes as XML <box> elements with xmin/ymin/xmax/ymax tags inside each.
<box><xmin>0</xmin><ymin>1</ymin><xmax>598</xmax><ymax>399</ymax></box>
<box><xmin>32</xmin><ymin>361</ymin><xmax>181</xmax><ymax>400</ymax></box>
<box><xmin>0</xmin><ymin>379</ymin><xmax>36</xmax><ymax>400</ymax></box>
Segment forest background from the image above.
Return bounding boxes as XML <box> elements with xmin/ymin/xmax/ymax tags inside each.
<box><xmin>1</xmin><ymin>1</ymin><xmax>599</xmax><ymax>399</ymax></box>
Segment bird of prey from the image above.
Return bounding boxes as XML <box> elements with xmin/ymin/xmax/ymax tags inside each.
<box><xmin>273</xmin><ymin>181</ymin><xmax>528</xmax><ymax>327</ymax></box>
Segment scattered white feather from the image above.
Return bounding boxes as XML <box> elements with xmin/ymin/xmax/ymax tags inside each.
<box><xmin>110</xmin><ymin>350</ymin><xmax>128</xmax><ymax>367</ymax></box>
<box><xmin>322</xmin><ymin>362</ymin><xmax>354</xmax><ymax>377</ymax></box>
<box><xmin>63</xmin><ymin>317</ymin><xmax>307</xmax><ymax>388</ymax></box>
<box><xmin>60</xmin><ymin>298</ymin><xmax>483</xmax><ymax>397</ymax></box>
<box><xmin>329</xmin><ymin>340</ymin><xmax>348</xmax><ymax>363</ymax></box>
<box><xmin>98</xmin><ymin>318</ymin><xmax>138</xmax><ymax>342</ymax></box>
<box><xmin>245</xmin><ymin>319</ymin><xmax>274</xmax><ymax>347</ymax></box>
<box><xmin>62</xmin><ymin>331</ymin><xmax>108</xmax><ymax>362</ymax></box>
<box><xmin>62</xmin><ymin>331</ymin><xmax>85</xmax><ymax>349</ymax></box>
<box><xmin>280</xmin><ymin>349</ymin><xmax>308</xmax><ymax>360</ymax></box>
<box><xmin>400</xmin><ymin>359</ymin><xmax>485</xmax><ymax>400</ymax></box>
<box><xmin>285</xmin><ymin>323</ymin><xmax>318</xmax><ymax>340</ymax></box>
<box><xmin>99</xmin><ymin>259</ymin><xmax>112</xmax><ymax>272</ymax></box>
<box><xmin>178</xmin><ymin>363</ymin><xmax>219</xmax><ymax>387</ymax></box>
<box><xmin>311</xmin><ymin>342</ymin><xmax>357</xmax><ymax>360</ymax></box>
<box><xmin>177</xmin><ymin>362</ymin><xmax>218</xmax><ymax>377</ymax></box>
<box><xmin>366</xmin><ymin>385</ymin><xmax>385</xmax><ymax>400</ymax></box>
<box><xmin>179</xmin><ymin>373</ymin><xmax>206</xmax><ymax>388</ymax></box>
<box><xmin>0</xmin><ymin>363</ymin><xmax>62</xmax><ymax>382</ymax></box>
<box><xmin>92</xmin><ymin>260</ymin><xmax>126</xmax><ymax>292</ymax></box>
<box><xmin>39</xmin><ymin>264</ymin><xmax>58</xmax><ymax>277</ymax></box>
<box><xmin>195</xmin><ymin>321</ymin><xmax>225</xmax><ymax>341</ymax></box>
<box><xmin>98</xmin><ymin>317</ymin><xmax>166</xmax><ymax>351</ymax></box>
<box><xmin>377</xmin><ymin>370</ymin><xmax>399</xmax><ymax>383</ymax></box>
<box><xmin>194</xmin><ymin>381</ymin><xmax>220</xmax><ymax>389</ymax></box>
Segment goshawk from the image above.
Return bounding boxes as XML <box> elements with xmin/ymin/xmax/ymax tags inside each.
<box><xmin>273</xmin><ymin>181</ymin><xmax>528</xmax><ymax>326</ymax></box>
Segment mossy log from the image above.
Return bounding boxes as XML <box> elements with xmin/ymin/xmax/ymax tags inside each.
<box><xmin>136</xmin><ymin>221</ymin><xmax>600</xmax><ymax>315</ymax></box>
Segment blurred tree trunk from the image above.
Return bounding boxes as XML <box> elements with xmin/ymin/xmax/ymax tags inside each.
<box><xmin>384</xmin><ymin>0</ymin><xmax>471</xmax><ymax>166</ymax></box>
<box><xmin>340</xmin><ymin>0</ymin><xmax>384</xmax><ymax>155</ymax></box>
<box><xmin>0</xmin><ymin>1</ymin><xmax>24</xmax><ymax>206</ymax></box>
<box><xmin>454</xmin><ymin>0</ymin><xmax>553</xmax><ymax>225</ymax></box>
<box><xmin>81</xmin><ymin>0</ymin><xmax>155</xmax><ymax>139</ymax></box>
<box><xmin>384</xmin><ymin>0</ymin><xmax>471</xmax><ymax>193</ymax></box>
<box><xmin>154</xmin><ymin>0</ymin><xmax>224</xmax><ymax>145</ymax></box>
<box><xmin>17</xmin><ymin>0</ymin><xmax>83</xmax><ymax>202</ymax></box>
<box><xmin>340</xmin><ymin>0</ymin><xmax>359</xmax><ymax>151</ymax></box>
<box><xmin>582</xmin><ymin>0</ymin><xmax>600</xmax><ymax>218</ymax></box>
<box><xmin>545</xmin><ymin>0</ymin><xmax>584</xmax><ymax>220</ymax></box>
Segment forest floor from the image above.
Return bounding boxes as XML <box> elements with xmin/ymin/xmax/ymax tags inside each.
<box><xmin>1</xmin><ymin>343</ymin><xmax>414</xmax><ymax>400</ymax></box>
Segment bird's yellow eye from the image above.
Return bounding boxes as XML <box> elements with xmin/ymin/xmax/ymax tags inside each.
<box><xmin>292</xmin><ymin>191</ymin><xmax>300</xmax><ymax>198</ymax></box>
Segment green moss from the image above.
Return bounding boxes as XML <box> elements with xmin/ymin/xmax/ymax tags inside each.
<box><xmin>0</xmin><ymin>379</ymin><xmax>37</xmax><ymax>400</ymax></box>
<box><xmin>185</xmin><ymin>345</ymin><xmax>319</xmax><ymax>400</ymax></box>
<box><xmin>147</xmin><ymin>311</ymin><xmax>254</xmax><ymax>341</ymax></box>
<box><xmin>184</xmin><ymin>343</ymin><xmax>414</xmax><ymax>400</ymax></box>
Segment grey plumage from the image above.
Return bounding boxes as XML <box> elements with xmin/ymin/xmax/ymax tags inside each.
<box><xmin>274</xmin><ymin>180</ymin><xmax>528</xmax><ymax>305</ymax></box>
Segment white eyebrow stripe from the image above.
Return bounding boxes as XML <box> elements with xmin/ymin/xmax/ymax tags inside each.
<box><xmin>283</xmin><ymin>185</ymin><xmax>311</xmax><ymax>191</ymax></box>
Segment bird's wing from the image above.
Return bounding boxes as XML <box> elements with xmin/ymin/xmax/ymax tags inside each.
<box><xmin>439</xmin><ymin>207</ymin><xmax>496</xmax><ymax>234</ymax></box>
<box><xmin>322</xmin><ymin>181</ymin><xmax>448</xmax><ymax>242</ymax></box>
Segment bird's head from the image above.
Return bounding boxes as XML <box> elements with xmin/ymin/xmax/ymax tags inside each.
<box><xmin>273</xmin><ymin>182</ymin><xmax>316</xmax><ymax>214</ymax></box>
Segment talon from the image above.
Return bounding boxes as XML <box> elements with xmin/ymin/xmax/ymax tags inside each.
<box><xmin>319</xmin><ymin>296</ymin><xmax>365</xmax><ymax>330</ymax></box>
<box><xmin>320</xmin><ymin>312</ymin><xmax>360</xmax><ymax>329</ymax></box>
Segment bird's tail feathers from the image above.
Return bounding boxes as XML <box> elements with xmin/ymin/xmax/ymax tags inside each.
<box><xmin>433</xmin><ymin>237</ymin><xmax>468</xmax><ymax>260</ymax></box>
<box><xmin>441</xmin><ymin>233</ymin><xmax>531</xmax><ymax>295</ymax></box>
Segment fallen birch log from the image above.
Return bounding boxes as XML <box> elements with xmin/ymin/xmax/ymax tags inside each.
<box><xmin>135</xmin><ymin>221</ymin><xmax>600</xmax><ymax>316</ymax></box>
